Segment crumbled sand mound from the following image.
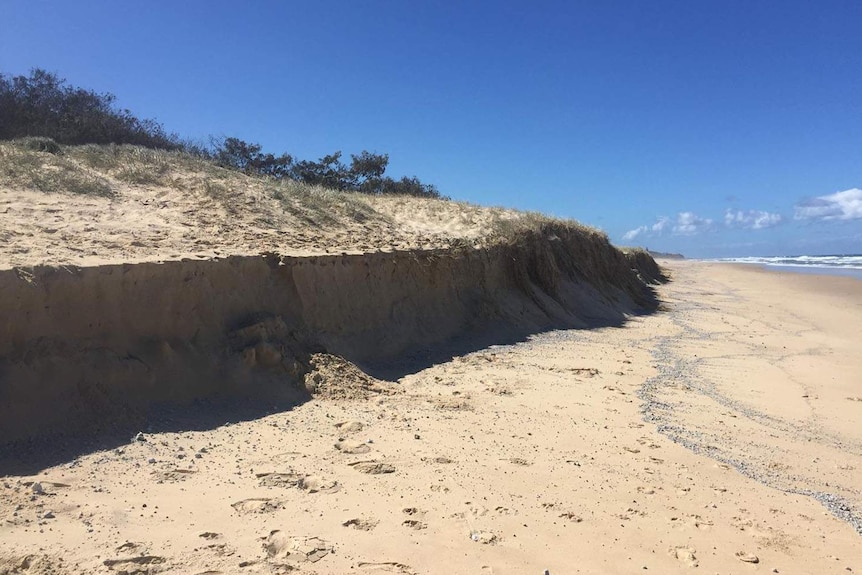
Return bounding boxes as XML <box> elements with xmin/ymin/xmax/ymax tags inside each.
<box><xmin>304</xmin><ymin>353</ymin><xmax>399</xmax><ymax>400</ymax></box>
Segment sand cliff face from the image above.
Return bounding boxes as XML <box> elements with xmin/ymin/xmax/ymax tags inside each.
<box><xmin>0</xmin><ymin>226</ymin><xmax>659</xmax><ymax>447</ymax></box>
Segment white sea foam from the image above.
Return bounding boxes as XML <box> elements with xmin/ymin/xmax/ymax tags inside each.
<box><xmin>715</xmin><ymin>254</ymin><xmax>862</xmax><ymax>270</ymax></box>
<box><xmin>711</xmin><ymin>254</ymin><xmax>862</xmax><ymax>278</ymax></box>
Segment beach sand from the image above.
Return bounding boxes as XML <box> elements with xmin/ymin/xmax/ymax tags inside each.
<box><xmin>1</xmin><ymin>261</ymin><xmax>860</xmax><ymax>574</ymax></box>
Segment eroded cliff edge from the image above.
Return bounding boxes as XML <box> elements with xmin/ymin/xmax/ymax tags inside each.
<box><xmin>0</xmin><ymin>224</ymin><xmax>663</xmax><ymax>447</ymax></box>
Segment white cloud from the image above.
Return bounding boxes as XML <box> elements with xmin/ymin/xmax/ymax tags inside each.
<box><xmin>622</xmin><ymin>212</ymin><xmax>712</xmax><ymax>242</ymax></box>
<box><xmin>794</xmin><ymin>188</ymin><xmax>862</xmax><ymax>221</ymax></box>
<box><xmin>672</xmin><ymin>212</ymin><xmax>713</xmax><ymax>235</ymax></box>
<box><xmin>622</xmin><ymin>225</ymin><xmax>647</xmax><ymax>241</ymax></box>
<box><xmin>724</xmin><ymin>209</ymin><xmax>783</xmax><ymax>230</ymax></box>
<box><xmin>651</xmin><ymin>217</ymin><xmax>670</xmax><ymax>233</ymax></box>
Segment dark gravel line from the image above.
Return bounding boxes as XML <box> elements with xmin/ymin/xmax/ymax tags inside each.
<box><xmin>637</xmin><ymin>296</ymin><xmax>862</xmax><ymax>536</ymax></box>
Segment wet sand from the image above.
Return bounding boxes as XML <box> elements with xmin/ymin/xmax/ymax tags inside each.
<box><xmin>1</xmin><ymin>261</ymin><xmax>861</xmax><ymax>574</ymax></box>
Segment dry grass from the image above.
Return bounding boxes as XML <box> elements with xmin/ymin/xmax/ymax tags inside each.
<box><xmin>271</xmin><ymin>181</ymin><xmax>382</xmax><ymax>226</ymax></box>
<box><xmin>0</xmin><ymin>140</ymin><xmax>641</xmax><ymax>270</ymax></box>
<box><xmin>0</xmin><ymin>140</ymin><xmax>114</xmax><ymax>197</ymax></box>
<box><xmin>1</xmin><ymin>140</ymin><xmax>594</xmax><ymax>243</ymax></box>
<box><xmin>620</xmin><ymin>247</ymin><xmax>670</xmax><ymax>285</ymax></box>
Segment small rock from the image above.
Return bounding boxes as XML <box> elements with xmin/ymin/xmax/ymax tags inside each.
<box><xmin>31</xmin><ymin>482</ymin><xmax>44</xmax><ymax>495</ymax></box>
<box><xmin>414</xmin><ymin>434</ymin><xmax>421</xmax><ymax>440</ymax></box>
<box><xmin>335</xmin><ymin>421</ymin><xmax>364</xmax><ymax>433</ymax></box>
<box><xmin>736</xmin><ymin>551</ymin><xmax>759</xmax><ymax>564</ymax></box>
<box><xmin>194</xmin><ymin>453</ymin><xmax>202</xmax><ymax>459</ymax></box>
<box><xmin>147</xmin><ymin>458</ymin><xmax>156</xmax><ymax>464</ymax></box>
<box><xmin>42</xmin><ymin>511</ymin><xmax>55</xmax><ymax>519</ymax></box>
<box><xmin>134</xmin><ymin>432</ymin><xmax>147</xmax><ymax>442</ymax></box>
<box><xmin>469</xmin><ymin>530</ymin><xmax>497</xmax><ymax>544</ymax></box>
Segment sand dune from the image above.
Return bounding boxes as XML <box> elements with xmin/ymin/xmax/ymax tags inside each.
<box><xmin>1</xmin><ymin>145</ymin><xmax>860</xmax><ymax>573</ymax></box>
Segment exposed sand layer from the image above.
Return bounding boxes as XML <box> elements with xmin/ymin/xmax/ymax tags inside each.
<box><xmin>2</xmin><ymin>262</ymin><xmax>860</xmax><ymax>574</ymax></box>
<box><xmin>0</xmin><ymin>228</ymin><xmax>657</xmax><ymax>447</ymax></box>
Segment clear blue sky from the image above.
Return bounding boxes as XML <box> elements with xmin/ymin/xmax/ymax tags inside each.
<box><xmin>2</xmin><ymin>0</ymin><xmax>861</xmax><ymax>257</ymax></box>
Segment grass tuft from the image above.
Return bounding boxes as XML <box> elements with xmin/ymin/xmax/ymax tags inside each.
<box><xmin>0</xmin><ymin>140</ymin><xmax>114</xmax><ymax>197</ymax></box>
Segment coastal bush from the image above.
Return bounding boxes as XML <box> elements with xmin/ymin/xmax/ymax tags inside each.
<box><xmin>0</xmin><ymin>69</ymin><xmax>182</xmax><ymax>150</ymax></box>
<box><xmin>1</xmin><ymin>69</ymin><xmax>442</xmax><ymax>198</ymax></box>
<box><xmin>20</xmin><ymin>136</ymin><xmax>62</xmax><ymax>154</ymax></box>
<box><xmin>210</xmin><ymin>137</ymin><xmax>442</xmax><ymax>198</ymax></box>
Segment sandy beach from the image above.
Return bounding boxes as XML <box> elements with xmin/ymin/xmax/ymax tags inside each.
<box><xmin>1</xmin><ymin>260</ymin><xmax>860</xmax><ymax>574</ymax></box>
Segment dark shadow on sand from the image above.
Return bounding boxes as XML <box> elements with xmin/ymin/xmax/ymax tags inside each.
<box><xmin>0</xmin><ymin>389</ymin><xmax>310</xmax><ymax>477</ymax></box>
<box><xmin>1</xmin><ymin>284</ymin><xmax>663</xmax><ymax>477</ymax></box>
<box><xmin>360</xmin><ymin>304</ymin><xmax>659</xmax><ymax>381</ymax></box>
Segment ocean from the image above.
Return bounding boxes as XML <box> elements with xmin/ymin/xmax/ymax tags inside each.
<box><xmin>713</xmin><ymin>254</ymin><xmax>862</xmax><ymax>280</ymax></box>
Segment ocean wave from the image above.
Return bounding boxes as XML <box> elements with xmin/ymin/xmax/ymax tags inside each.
<box><xmin>714</xmin><ymin>255</ymin><xmax>862</xmax><ymax>270</ymax></box>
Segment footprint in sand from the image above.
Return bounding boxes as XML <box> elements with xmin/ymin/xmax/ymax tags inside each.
<box><xmin>357</xmin><ymin>561</ymin><xmax>416</xmax><ymax>574</ymax></box>
<box><xmin>153</xmin><ymin>468</ymin><xmax>196</xmax><ymax>482</ymax></box>
<box><xmin>257</xmin><ymin>471</ymin><xmax>340</xmax><ymax>493</ymax></box>
<box><xmin>669</xmin><ymin>546</ymin><xmax>698</xmax><ymax>567</ymax></box>
<box><xmin>299</xmin><ymin>475</ymin><xmax>341</xmax><ymax>493</ymax></box>
<box><xmin>402</xmin><ymin>519</ymin><xmax>427</xmax><ymax>530</ymax></box>
<box><xmin>433</xmin><ymin>397</ymin><xmax>473</xmax><ymax>411</ymax></box>
<box><xmin>256</xmin><ymin>471</ymin><xmax>304</xmax><ymax>488</ymax></box>
<box><xmin>103</xmin><ymin>556</ymin><xmax>166</xmax><ymax>573</ymax></box>
<box><xmin>202</xmin><ymin>542</ymin><xmax>235</xmax><ymax>557</ymax></box>
<box><xmin>350</xmin><ymin>460</ymin><xmax>396</xmax><ymax>474</ymax></box>
<box><xmin>115</xmin><ymin>541</ymin><xmax>149</xmax><ymax>555</ymax></box>
<box><xmin>343</xmin><ymin>518</ymin><xmax>379</xmax><ymax>531</ymax></box>
<box><xmin>693</xmin><ymin>516</ymin><xmax>714</xmax><ymax>530</ymax></box>
<box><xmin>231</xmin><ymin>498</ymin><xmax>282</xmax><ymax>514</ymax></box>
<box><xmin>335</xmin><ymin>440</ymin><xmax>372</xmax><ymax>454</ymax></box>
<box><xmin>401</xmin><ymin>507</ymin><xmax>428</xmax><ymax>530</ymax></box>
<box><xmin>264</xmin><ymin>531</ymin><xmax>332</xmax><ymax>564</ymax></box>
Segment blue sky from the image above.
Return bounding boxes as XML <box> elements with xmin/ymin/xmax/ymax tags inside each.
<box><xmin>2</xmin><ymin>0</ymin><xmax>861</xmax><ymax>257</ymax></box>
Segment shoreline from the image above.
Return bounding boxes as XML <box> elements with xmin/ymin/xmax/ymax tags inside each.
<box><xmin>651</xmin><ymin>260</ymin><xmax>862</xmax><ymax>531</ymax></box>
<box><xmin>699</xmin><ymin>258</ymin><xmax>862</xmax><ymax>281</ymax></box>
<box><xmin>649</xmin><ymin>261</ymin><xmax>862</xmax><ymax>535</ymax></box>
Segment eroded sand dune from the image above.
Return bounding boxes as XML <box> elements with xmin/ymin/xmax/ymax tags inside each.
<box><xmin>2</xmin><ymin>262</ymin><xmax>861</xmax><ymax>574</ymax></box>
<box><xmin>1</xmin><ymin>144</ymin><xmax>860</xmax><ymax>573</ymax></box>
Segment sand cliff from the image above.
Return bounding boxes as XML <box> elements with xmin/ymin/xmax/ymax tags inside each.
<box><xmin>0</xmin><ymin>224</ymin><xmax>659</xmax><ymax>449</ymax></box>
